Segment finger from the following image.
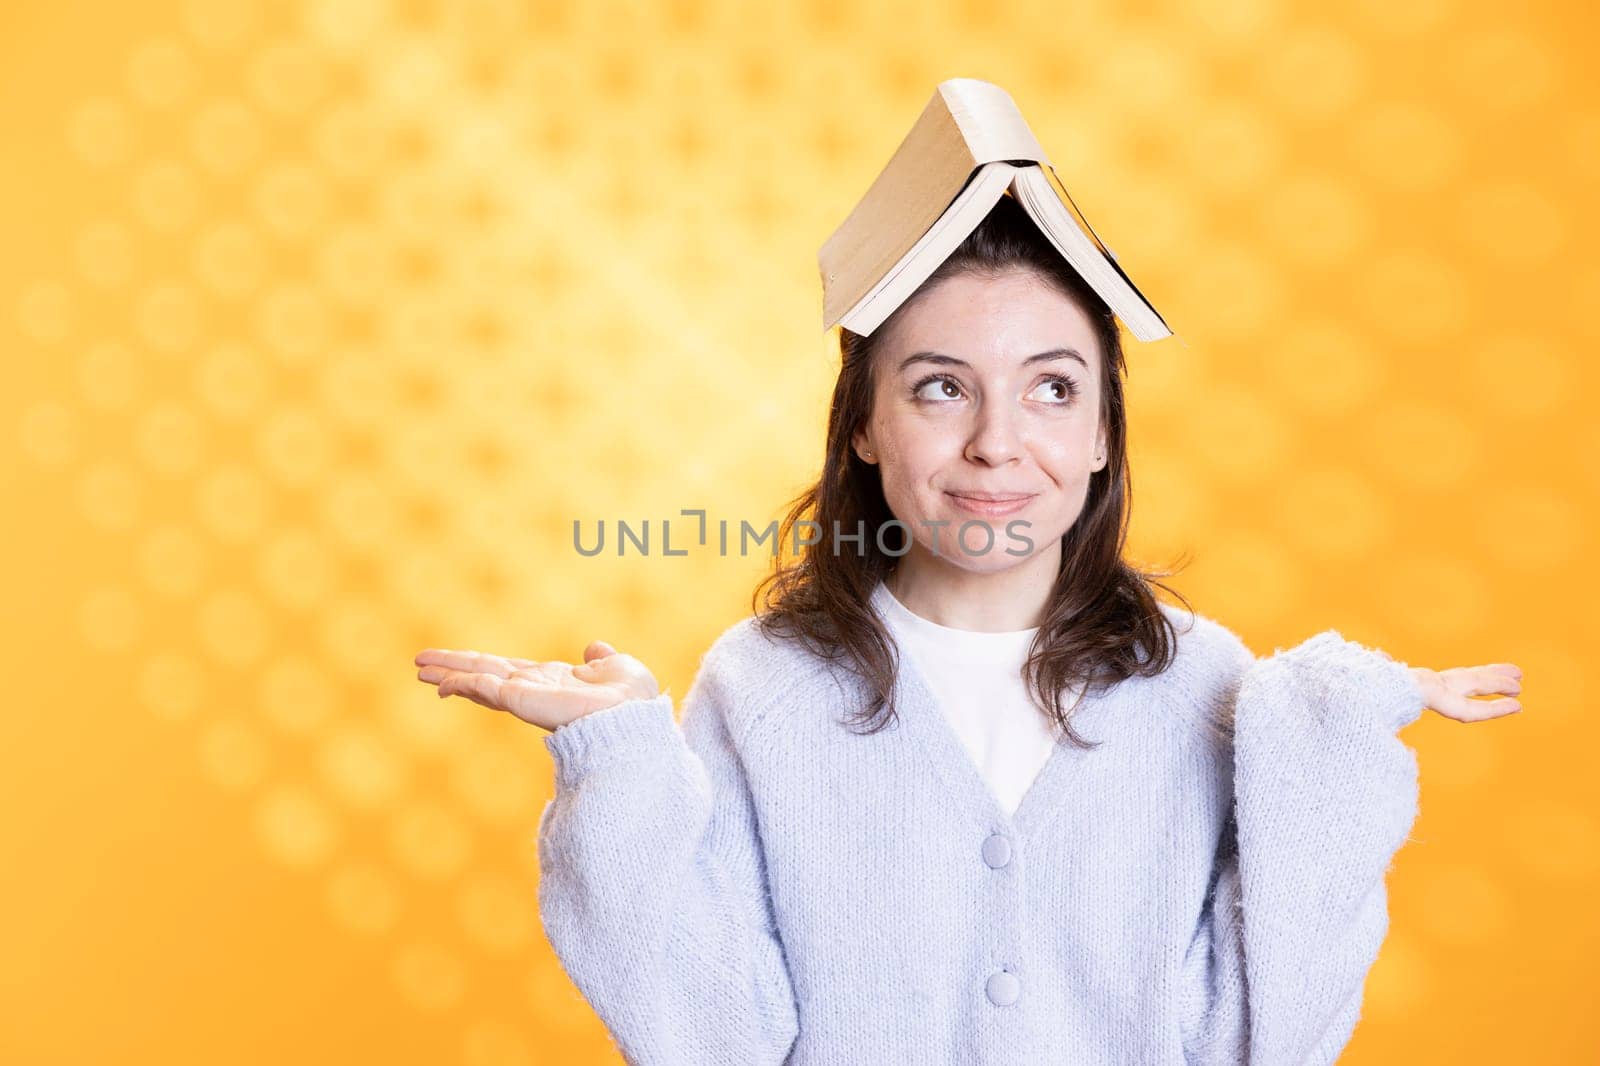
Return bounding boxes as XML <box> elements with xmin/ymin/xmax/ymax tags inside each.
<box><xmin>584</xmin><ymin>640</ymin><xmax>618</xmax><ymax>662</ymax></box>
<box><xmin>1447</xmin><ymin>665</ymin><xmax>1523</xmax><ymax>699</ymax></box>
<box><xmin>1468</xmin><ymin>696</ymin><xmax>1522</xmax><ymax>721</ymax></box>
<box><xmin>418</xmin><ymin>663</ymin><xmax>512</xmax><ymax>687</ymax></box>
<box><xmin>445</xmin><ymin>686</ymin><xmax>501</xmax><ymax>712</ymax></box>
<box><xmin>1438</xmin><ymin>690</ymin><xmax>1522</xmax><ymax>722</ymax></box>
<box><xmin>437</xmin><ymin>670</ymin><xmax>507</xmax><ymax>709</ymax></box>
<box><xmin>572</xmin><ymin>654</ymin><xmax>623</xmax><ymax>683</ymax></box>
<box><xmin>414</xmin><ymin>648</ymin><xmax>520</xmax><ymax>678</ymax></box>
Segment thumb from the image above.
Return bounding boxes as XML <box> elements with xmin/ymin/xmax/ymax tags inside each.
<box><xmin>584</xmin><ymin>640</ymin><xmax>618</xmax><ymax>662</ymax></box>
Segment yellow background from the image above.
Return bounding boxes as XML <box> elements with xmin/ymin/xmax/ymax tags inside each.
<box><xmin>3</xmin><ymin>0</ymin><xmax>1596</xmax><ymax>1062</ymax></box>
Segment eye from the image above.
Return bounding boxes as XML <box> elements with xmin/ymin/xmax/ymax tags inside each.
<box><xmin>1029</xmin><ymin>374</ymin><xmax>1081</xmax><ymax>405</ymax></box>
<box><xmin>910</xmin><ymin>373</ymin><xmax>963</xmax><ymax>403</ymax></box>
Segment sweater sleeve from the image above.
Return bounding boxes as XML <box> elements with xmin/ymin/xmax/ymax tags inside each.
<box><xmin>535</xmin><ymin>656</ymin><xmax>800</xmax><ymax>1066</ymax></box>
<box><xmin>1179</xmin><ymin>629</ymin><xmax>1426</xmax><ymax>1066</ymax></box>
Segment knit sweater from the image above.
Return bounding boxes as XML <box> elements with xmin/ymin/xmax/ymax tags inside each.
<box><xmin>536</xmin><ymin>592</ymin><xmax>1426</xmax><ymax>1065</ymax></box>
<box><xmin>872</xmin><ymin>579</ymin><xmax>1058</xmax><ymax>818</ymax></box>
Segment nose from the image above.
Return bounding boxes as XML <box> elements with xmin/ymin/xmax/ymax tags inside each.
<box><xmin>963</xmin><ymin>400</ymin><xmax>1024</xmax><ymax>466</ymax></box>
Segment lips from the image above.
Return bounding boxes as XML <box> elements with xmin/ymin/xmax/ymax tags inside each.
<box><xmin>947</xmin><ymin>491</ymin><xmax>1033</xmax><ymax>502</ymax></box>
<box><xmin>945</xmin><ymin>491</ymin><xmax>1035</xmax><ymax>517</ymax></box>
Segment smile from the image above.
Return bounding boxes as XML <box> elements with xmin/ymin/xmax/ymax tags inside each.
<box><xmin>945</xmin><ymin>492</ymin><xmax>1036</xmax><ymax>517</ymax></box>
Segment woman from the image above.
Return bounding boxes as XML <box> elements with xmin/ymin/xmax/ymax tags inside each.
<box><xmin>415</xmin><ymin>194</ymin><xmax>1523</xmax><ymax>1065</ymax></box>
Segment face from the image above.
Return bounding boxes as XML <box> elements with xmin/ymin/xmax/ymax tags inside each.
<box><xmin>852</xmin><ymin>268</ymin><xmax>1108</xmax><ymax>576</ymax></box>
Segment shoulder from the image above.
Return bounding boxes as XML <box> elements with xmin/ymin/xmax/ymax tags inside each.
<box><xmin>685</xmin><ymin>613</ymin><xmax>849</xmax><ymax>742</ymax></box>
<box><xmin>1147</xmin><ymin>600</ymin><xmax>1258</xmax><ymax>743</ymax></box>
<box><xmin>1155</xmin><ymin>600</ymin><xmax>1256</xmax><ymax>676</ymax></box>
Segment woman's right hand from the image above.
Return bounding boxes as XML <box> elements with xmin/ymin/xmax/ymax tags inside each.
<box><xmin>414</xmin><ymin>640</ymin><xmax>660</xmax><ymax>733</ymax></box>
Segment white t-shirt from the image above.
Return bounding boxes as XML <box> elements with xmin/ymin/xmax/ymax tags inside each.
<box><xmin>870</xmin><ymin>579</ymin><xmax>1060</xmax><ymax>817</ymax></box>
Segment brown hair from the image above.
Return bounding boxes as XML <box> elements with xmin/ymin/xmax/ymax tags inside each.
<box><xmin>753</xmin><ymin>192</ymin><xmax>1193</xmax><ymax>749</ymax></box>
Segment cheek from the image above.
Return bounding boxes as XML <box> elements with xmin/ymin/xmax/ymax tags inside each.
<box><xmin>876</xmin><ymin>444</ymin><xmax>950</xmax><ymax>518</ymax></box>
<box><xmin>878</xmin><ymin>459</ymin><xmax>933</xmax><ymax>517</ymax></box>
<box><xmin>883</xmin><ymin>409</ymin><xmax>966</xmax><ymax>460</ymax></box>
<box><xmin>881</xmin><ymin>429</ymin><xmax>958</xmax><ymax>489</ymax></box>
<box><xmin>875</xmin><ymin>416</ymin><xmax>938</xmax><ymax>470</ymax></box>
<box><xmin>1031</xmin><ymin>428</ymin><xmax>1097</xmax><ymax>472</ymax></box>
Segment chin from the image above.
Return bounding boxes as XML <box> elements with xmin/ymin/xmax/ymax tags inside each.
<box><xmin>956</xmin><ymin>555</ymin><xmax>1033</xmax><ymax>576</ymax></box>
<box><xmin>924</xmin><ymin>525</ymin><xmax>1039</xmax><ymax>569</ymax></box>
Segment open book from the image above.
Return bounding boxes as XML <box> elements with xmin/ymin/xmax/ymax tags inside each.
<box><xmin>818</xmin><ymin>78</ymin><xmax>1172</xmax><ymax>342</ymax></box>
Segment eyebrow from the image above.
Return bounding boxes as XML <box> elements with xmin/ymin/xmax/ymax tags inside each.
<box><xmin>897</xmin><ymin>348</ymin><xmax>1089</xmax><ymax>373</ymax></box>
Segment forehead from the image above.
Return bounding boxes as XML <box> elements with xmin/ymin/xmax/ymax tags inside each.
<box><xmin>883</xmin><ymin>270</ymin><xmax>1100</xmax><ymax>370</ymax></box>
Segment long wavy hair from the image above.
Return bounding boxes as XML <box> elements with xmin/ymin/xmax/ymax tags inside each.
<box><xmin>753</xmin><ymin>192</ymin><xmax>1194</xmax><ymax>749</ymax></box>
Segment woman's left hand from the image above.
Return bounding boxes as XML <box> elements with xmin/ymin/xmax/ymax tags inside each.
<box><xmin>1381</xmin><ymin>653</ymin><xmax>1524</xmax><ymax>722</ymax></box>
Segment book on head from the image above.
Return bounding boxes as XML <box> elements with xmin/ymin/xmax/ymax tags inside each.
<box><xmin>817</xmin><ymin>77</ymin><xmax>1172</xmax><ymax>342</ymax></box>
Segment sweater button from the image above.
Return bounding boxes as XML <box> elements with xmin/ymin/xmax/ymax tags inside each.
<box><xmin>981</xmin><ymin>833</ymin><xmax>1011</xmax><ymax>869</ymax></box>
<box><xmin>986</xmin><ymin>970</ymin><xmax>1020</xmax><ymax>1006</ymax></box>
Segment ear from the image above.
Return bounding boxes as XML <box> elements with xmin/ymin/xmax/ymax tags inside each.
<box><xmin>852</xmin><ymin>428</ymin><xmax>876</xmax><ymax>464</ymax></box>
<box><xmin>1094</xmin><ymin>425</ymin><xmax>1108</xmax><ymax>471</ymax></box>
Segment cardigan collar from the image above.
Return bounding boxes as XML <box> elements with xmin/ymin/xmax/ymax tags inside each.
<box><xmin>867</xmin><ymin>582</ymin><xmax>1136</xmax><ymax>842</ymax></box>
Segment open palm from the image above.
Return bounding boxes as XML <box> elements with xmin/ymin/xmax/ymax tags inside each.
<box><xmin>1407</xmin><ymin>660</ymin><xmax>1524</xmax><ymax>723</ymax></box>
<box><xmin>414</xmin><ymin>640</ymin><xmax>659</xmax><ymax>733</ymax></box>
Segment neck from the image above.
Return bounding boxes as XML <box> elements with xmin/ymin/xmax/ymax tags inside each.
<box><xmin>883</xmin><ymin>541</ymin><xmax>1059</xmax><ymax>632</ymax></box>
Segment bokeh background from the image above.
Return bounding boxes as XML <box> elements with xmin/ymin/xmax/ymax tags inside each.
<box><xmin>3</xmin><ymin>0</ymin><xmax>1596</xmax><ymax>1062</ymax></box>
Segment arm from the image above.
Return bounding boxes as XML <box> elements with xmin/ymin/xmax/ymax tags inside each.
<box><xmin>1181</xmin><ymin>630</ymin><xmax>1426</xmax><ymax>1066</ymax></box>
<box><xmin>536</xmin><ymin>653</ymin><xmax>800</xmax><ymax>1066</ymax></box>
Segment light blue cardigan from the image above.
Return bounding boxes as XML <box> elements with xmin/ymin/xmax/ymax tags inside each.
<box><xmin>537</xmin><ymin>595</ymin><xmax>1425</xmax><ymax>1065</ymax></box>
